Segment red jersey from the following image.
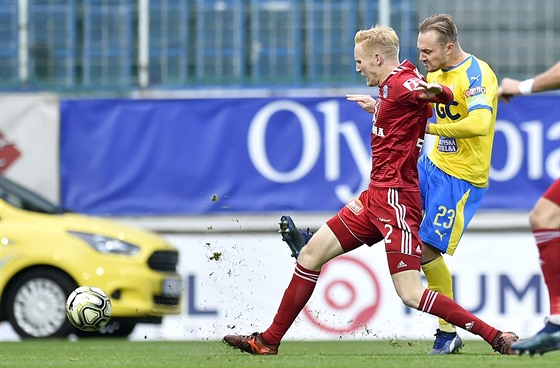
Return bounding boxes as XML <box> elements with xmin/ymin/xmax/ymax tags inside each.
<box><xmin>369</xmin><ymin>60</ymin><xmax>435</xmax><ymax>191</ymax></box>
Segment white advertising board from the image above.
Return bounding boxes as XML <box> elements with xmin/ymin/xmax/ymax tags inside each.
<box><xmin>0</xmin><ymin>228</ymin><xmax>545</xmax><ymax>342</ymax></box>
<box><xmin>127</xmin><ymin>231</ymin><xmax>545</xmax><ymax>342</ymax></box>
<box><xmin>0</xmin><ymin>93</ymin><xmax>60</xmax><ymax>203</ymax></box>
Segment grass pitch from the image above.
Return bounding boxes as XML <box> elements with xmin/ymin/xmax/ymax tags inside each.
<box><xmin>0</xmin><ymin>339</ymin><xmax>558</xmax><ymax>368</ymax></box>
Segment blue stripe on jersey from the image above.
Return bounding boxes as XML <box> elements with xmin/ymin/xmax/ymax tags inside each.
<box><xmin>468</xmin><ymin>104</ymin><xmax>492</xmax><ymax>112</ymax></box>
<box><xmin>467</xmin><ymin>57</ymin><xmax>483</xmax><ymax>88</ymax></box>
<box><xmin>465</xmin><ymin>56</ymin><xmax>492</xmax><ymax>113</ymax></box>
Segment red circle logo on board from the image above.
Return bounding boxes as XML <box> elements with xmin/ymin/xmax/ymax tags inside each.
<box><xmin>302</xmin><ymin>255</ymin><xmax>382</xmax><ymax>334</ymax></box>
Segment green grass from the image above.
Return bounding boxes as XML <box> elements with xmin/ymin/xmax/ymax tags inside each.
<box><xmin>0</xmin><ymin>339</ymin><xmax>558</xmax><ymax>368</ymax></box>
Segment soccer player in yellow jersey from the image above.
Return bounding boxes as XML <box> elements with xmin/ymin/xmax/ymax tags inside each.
<box><xmin>416</xmin><ymin>14</ymin><xmax>498</xmax><ymax>354</ymax></box>
<box><xmin>276</xmin><ymin>14</ymin><xmax>505</xmax><ymax>355</ymax></box>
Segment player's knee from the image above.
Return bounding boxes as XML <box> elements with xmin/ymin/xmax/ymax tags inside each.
<box><xmin>528</xmin><ymin>198</ymin><xmax>560</xmax><ymax>229</ymax></box>
<box><xmin>297</xmin><ymin>242</ymin><xmax>331</xmax><ymax>271</ymax></box>
<box><xmin>528</xmin><ymin>208</ymin><xmax>540</xmax><ymax>229</ymax></box>
<box><xmin>297</xmin><ymin>247</ymin><xmax>321</xmax><ymax>271</ymax></box>
<box><xmin>529</xmin><ymin>206</ymin><xmax>550</xmax><ymax>229</ymax></box>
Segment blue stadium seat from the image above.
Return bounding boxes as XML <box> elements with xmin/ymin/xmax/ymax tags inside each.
<box><xmin>148</xmin><ymin>1</ymin><xmax>190</xmax><ymax>86</ymax></box>
<box><xmin>194</xmin><ymin>0</ymin><xmax>245</xmax><ymax>84</ymax></box>
<box><xmin>28</xmin><ymin>0</ymin><xmax>77</xmax><ymax>87</ymax></box>
<box><xmin>82</xmin><ymin>0</ymin><xmax>133</xmax><ymax>88</ymax></box>
<box><xmin>0</xmin><ymin>2</ymin><xmax>19</xmax><ymax>86</ymax></box>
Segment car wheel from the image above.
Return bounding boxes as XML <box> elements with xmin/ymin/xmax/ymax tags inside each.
<box><xmin>5</xmin><ymin>268</ymin><xmax>77</xmax><ymax>338</ymax></box>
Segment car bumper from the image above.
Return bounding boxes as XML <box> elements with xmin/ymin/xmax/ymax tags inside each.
<box><xmin>75</xmin><ymin>266</ymin><xmax>182</xmax><ymax>317</ymax></box>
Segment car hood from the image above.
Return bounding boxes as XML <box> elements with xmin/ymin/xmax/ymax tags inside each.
<box><xmin>58</xmin><ymin>212</ymin><xmax>174</xmax><ymax>248</ymax></box>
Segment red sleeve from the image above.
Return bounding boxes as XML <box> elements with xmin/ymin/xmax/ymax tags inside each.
<box><xmin>431</xmin><ymin>85</ymin><xmax>453</xmax><ymax>104</ymax></box>
<box><xmin>426</xmin><ymin>104</ymin><xmax>433</xmax><ymax>119</ymax></box>
<box><xmin>397</xmin><ymin>75</ymin><xmax>454</xmax><ymax>105</ymax></box>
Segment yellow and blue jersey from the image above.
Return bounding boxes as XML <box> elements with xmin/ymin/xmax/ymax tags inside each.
<box><xmin>426</xmin><ymin>54</ymin><xmax>498</xmax><ymax>188</ymax></box>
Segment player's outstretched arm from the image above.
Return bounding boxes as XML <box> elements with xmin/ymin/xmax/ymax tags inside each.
<box><xmin>413</xmin><ymin>80</ymin><xmax>453</xmax><ymax>103</ymax></box>
<box><xmin>346</xmin><ymin>94</ymin><xmax>376</xmax><ymax>113</ymax></box>
<box><xmin>498</xmin><ymin>61</ymin><xmax>560</xmax><ymax>102</ymax></box>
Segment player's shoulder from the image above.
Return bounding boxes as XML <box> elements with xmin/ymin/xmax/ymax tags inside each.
<box><xmin>442</xmin><ymin>55</ymin><xmax>496</xmax><ymax>88</ymax></box>
<box><xmin>452</xmin><ymin>55</ymin><xmax>493</xmax><ymax>80</ymax></box>
<box><xmin>390</xmin><ymin>61</ymin><xmax>425</xmax><ymax>85</ymax></box>
<box><xmin>465</xmin><ymin>56</ymin><xmax>498</xmax><ymax>86</ymax></box>
<box><xmin>469</xmin><ymin>56</ymin><xmax>496</xmax><ymax>74</ymax></box>
<box><xmin>469</xmin><ymin>54</ymin><xmax>491</xmax><ymax>67</ymax></box>
<box><xmin>398</xmin><ymin>60</ymin><xmax>424</xmax><ymax>77</ymax></box>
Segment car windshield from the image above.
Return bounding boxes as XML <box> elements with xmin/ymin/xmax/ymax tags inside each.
<box><xmin>0</xmin><ymin>175</ymin><xmax>64</xmax><ymax>214</ymax></box>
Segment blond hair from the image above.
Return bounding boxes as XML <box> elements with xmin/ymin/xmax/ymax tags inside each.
<box><xmin>354</xmin><ymin>25</ymin><xmax>399</xmax><ymax>58</ymax></box>
<box><xmin>418</xmin><ymin>14</ymin><xmax>459</xmax><ymax>45</ymax></box>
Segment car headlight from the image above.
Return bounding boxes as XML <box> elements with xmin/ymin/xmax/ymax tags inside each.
<box><xmin>68</xmin><ymin>231</ymin><xmax>140</xmax><ymax>255</ymax></box>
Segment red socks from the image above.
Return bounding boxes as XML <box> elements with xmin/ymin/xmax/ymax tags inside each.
<box><xmin>262</xmin><ymin>263</ymin><xmax>320</xmax><ymax>345</ymax></box>
<box><xmin>534</xmin><ymin>229</ymin><xmax>560</xmax><ymax>316</ymax></box>
<box><xmin>419</xmin><ymin>289</ymin><xmax>500</xmax><ymax>344</ymax></box>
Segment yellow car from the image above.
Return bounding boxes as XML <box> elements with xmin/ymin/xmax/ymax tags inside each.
<box><xmin>0</xmin><ymin>175</ymin><xmax>182</xmax><ymax>338</ymax></box>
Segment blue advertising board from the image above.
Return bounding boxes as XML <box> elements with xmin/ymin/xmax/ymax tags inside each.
<box><xmin>60</xmin><ymin>95</ymin><xmax>559</xmax><ymax>215</ymax></box>
<box><xmin>484</xmin><ymin>96</ymin><xmax>559</xmax><ymax>208</ymax></box>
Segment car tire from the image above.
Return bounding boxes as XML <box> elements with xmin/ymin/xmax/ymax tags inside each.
<box><xmin>4</xmin><ymin>268</ymin><xmax>77</xmax><ymax>338</ymax></box>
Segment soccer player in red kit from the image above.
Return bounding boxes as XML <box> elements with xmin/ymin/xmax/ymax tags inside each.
<box><xmin>499</xmin><ymin>63</ymin><xmax>560</xmax><ymax>355</ymax></box>
<box><xmin>223</xmin><ymin>25</ymin><xmax>518</xmax><ymax>355</ymax></box>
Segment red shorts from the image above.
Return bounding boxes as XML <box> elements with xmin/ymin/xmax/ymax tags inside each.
<box><xmin>326</xmin><ymin>188</ymin><xmax>423</xmax><ymax>274</ymax></box>
<box><xmin>543</xmin><ymin>179</ymin><xmax>560</xmax><ymax>206</ymax></box>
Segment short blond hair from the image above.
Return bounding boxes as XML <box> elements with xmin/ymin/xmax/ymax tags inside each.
<box><xmin>418</xmin><ymin>14</ymin><xmax>458</xmax><ymax>45</ymax></box>
<box><xmin>354</xmin><ymin>25</ymin><xmax>400</xmax><ymax>58</ymax></box>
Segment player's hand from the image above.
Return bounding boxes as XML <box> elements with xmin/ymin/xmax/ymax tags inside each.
<box><xmin>497</xmin><ymin>87</ymin><xmax>514</xmax><ymax>103</ymax></box>
<box><xmin>346</xmin><ymin>94</ymin><xmax>375</xmax><ymax>113</ymax></box>
<box><xmin>498</xmin><ymin>78</ymin><xmax>521</xmax><ymax>103</ymax></box>
<box><xmin>413</xmin><ymin>80</ymin><xmax>443</xmax><ymax>99</ymax></box>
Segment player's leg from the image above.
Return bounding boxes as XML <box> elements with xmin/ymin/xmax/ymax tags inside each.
<box><xmin>530</xmin><ymin>179</ymin><xmax>560</xmax><ymax>328</ymax></box>
<box><xmin>279</xmin><ymin>215</ymin><xmax>314</xmax><ymax>259</ymax></box>
<box><xmin>418</xmin><ymin>155</ymin><xmax>485</xmax><ymax>354</ymax></box>
<box><xmin>421</xmin><ymin>250</ymin><xmax>462</xmax><ymax>354</ymax></box>
<box><xmin>379</xmin><ymin>188</ymin><xmax>518</xmax><ymax>355</ymax></box>
<box><xmin>391</xmin><ymin>268</ymin><xmax>518</xmax><ymax>355</ymax></box>
<box><xmin>512</xmin><ymin>179</ymin><xmax>560</xmax><ymax>355</ymax></box>
<box><xmin>223</xmin><ymin>223</ymin><xmax>342</xmax><ymax>354</ymax></box>
<box><xmin>418</xmin><ymin>155</ymin><xmax>459</xmax><ymax>352</ymax></box>
<box><xmin>224</xmin><ymin>192</ymin><xmax>380</xmax><ymax>355</ymax></box>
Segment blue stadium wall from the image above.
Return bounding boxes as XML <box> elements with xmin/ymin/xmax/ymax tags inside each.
<box><xmin>59</xmin><ymin>95</ymin><xmax>560</xmax><ymax>215</ymax></box>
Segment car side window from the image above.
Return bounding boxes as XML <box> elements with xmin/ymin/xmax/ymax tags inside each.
<box><xmin>0</xmin><ymin>188</ymin><xmax>24</xmax><ymax>209</ymax></box>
